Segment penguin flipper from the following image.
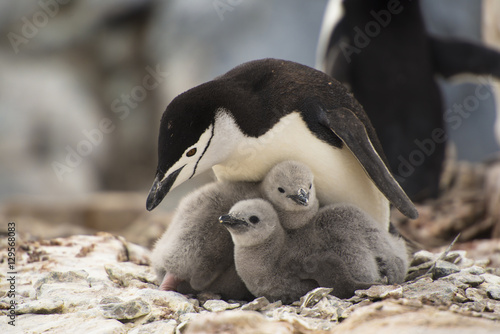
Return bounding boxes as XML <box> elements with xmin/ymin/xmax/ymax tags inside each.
<box><xmin>429</xmin><ymin>36</ymin><xmax>500</xmax><ymax>78</ymax></box>
<box><xmin>319</xmin><ymin>106</ymin><xmax>418</xmax><ymax>219</ymax></box>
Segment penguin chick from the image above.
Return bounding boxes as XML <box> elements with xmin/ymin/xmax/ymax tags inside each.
<box><xmin>260</xmin><ymin>160</ymin><xmax>407</xmax><ymax>283</ymax></box>
<box><xmin>260</xmin><ymin>160</ymin><xmax>319</xmax><ymax>229</ymax></box>
<box><xmin>313</xmin><ymin>203</ymin><xmax>409</xmax><ymax>284</ymax></box>
<box><xmin>151</xmin><ymin>181</ymin><xmax>259</xmax><ymax>300</ymax></box>
<box><xmin>220</xmin><ymin>199</ymin><xmax>374</xmax><ymax>303</ymax></box>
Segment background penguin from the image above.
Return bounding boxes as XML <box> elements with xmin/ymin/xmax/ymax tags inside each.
<box><xmin>317</xmin><ymin>0</ymin><xmax>500</xmax><ymax>201</ymax></box>
<box><xmin>146</xmin><ymin>58</ymin><xmax>418</xmax><ymax>230</ymax></box>
<box><xmin>151</xmin><ymin>180</ymin><xmax>260</xmax><ymax>300</ymax></box>
<box><xmin>260</xmin><ymin>160</ymin><xmax>319</xmax><ymax>229</ymax></box>
<box><xmin>220</xmin><ymin>199</ymin><xmax>376</xmax><ymax>303</ymax></box>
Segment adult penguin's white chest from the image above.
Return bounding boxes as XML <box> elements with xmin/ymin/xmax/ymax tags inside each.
<box><xmin>211</xmin><ymin>111</ymin><xmax>390</xmax><ymax>228</ymax></box>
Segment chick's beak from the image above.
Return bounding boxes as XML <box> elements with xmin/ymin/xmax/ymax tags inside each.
<box><xmin>286</xmin><ymin>188</ymin><xmax>309</xmax><ymax>206</ymax></box>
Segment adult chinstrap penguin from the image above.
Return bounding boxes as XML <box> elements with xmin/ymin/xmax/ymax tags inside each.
<box><xmin>146</xmin><ymin>58</ymin><xmax>418</xmax><ymax>228</ymax></box>
<box><xmin>317</xmin><ymin>0</ymin><xmax>500</xmax><ymax>201</ymax></box>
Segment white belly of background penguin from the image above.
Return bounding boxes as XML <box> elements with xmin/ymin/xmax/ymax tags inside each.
<box><xmin>145</xmin><ymin>58</ymin><xmax>418</xmax><ymax>230</ymax></box>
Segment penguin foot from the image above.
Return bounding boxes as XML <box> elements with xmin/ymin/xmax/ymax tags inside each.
<box><xmin>159</xmin><ymin>273</ymin><xmax>183</xmax><ymax>291</ymax></box>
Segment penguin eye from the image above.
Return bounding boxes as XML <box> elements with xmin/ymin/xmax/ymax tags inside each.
<box><xmin>278</xmin><ymin>187</ymin><xmax>285</xmax><ymax>193</ymax></box>
<box><xmin>186</xmin><ymin>148</ymin><xmax>197</xmax><ymax>157</ymax></box>
<box><xmin>249</xmin><ymin>216</ymin><xmax>260</xmax><ymax>224</ymax></box>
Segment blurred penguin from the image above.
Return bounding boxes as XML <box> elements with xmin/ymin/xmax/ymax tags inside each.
<box><xmin>317</xmin><ymin>0</ymin><xmax>500</xmax><ymax>201</ymax></box>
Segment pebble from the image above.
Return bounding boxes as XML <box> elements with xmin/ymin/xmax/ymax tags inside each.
<box><xmin>202</xmin><ymin>299</ymin><xmax>240</xmax><ymax>312</ymax></box>
<box><xmin>462</xmin><ymin>266</ymin><xmax>486</xmax><ymax>275</ymax></box>
<box><xmin>300</xmin><ymin>287</ymin><xmax>333</xmax><ymax>309</ymax></box>
<box><xmin>128</xmin><ymin>319</ymin><xmax>177</xmax><ymax>334</ymax></box>
<box><xmin>453</xmin><ymin>291</ymin><xmax>469</xmax><ymax>303</ymax></box>
<box><xmin>410</xmin><ymin>250</ymin><xmax>437</xmax><ymax>266</ymax></box>
<box><xmin>100</xmin><ymin>297</ymin><xmax>151</xmax><ymax>320</ymax></box>
<box><xmin>240</xmin><ymin>297</ymin><xmax>270</xmax><ymax>311</ymax></box>
<box><xmin>482</xmin><ymin>273</ymin><xmax>500</xmax><ymax>285</ymax></box>
<box><xmin>104</xmin><ymin>263</ymin><xmax>157</xmax><ymax>288</ymax></box>
<box><xmin>474</xmin><ymin>259</ymin><xmax>491</xmax><ymax>268</ymax></box>
<box><xmin>432</xmin><ymin>260</ymin><xmax>460</xmax><ymax>279</ymax></box>
<box><xmin>355</xmin><ymin>285</ymin><xmax>402</xmax><ymax>300</ymax></box>
<box><xmin>151</xmin><ymin>291</ymin><xmax>196</xmax><ymax>315</ymax></box>
<box><xmin>461</xmin><ymin>301</ymin><xmax>487</xmax><ymax>313</ymax></box>
<box><xmin>407</xmin><ymin>261</ymin><xmax>434</xmax><ymax>273</ymax></box>
<box><xmin>397</xmin><ymin>298</ymin><xmax>423</xmax><ymax>308</ymax></box>
<box><xmin>100</xmin><ymin>296</ymin><xmax>123</xmax><ymax>304</ymax></box>
<box><xmin>443</xmin><ymin>251</ymin><xmax>465</xmax><ymax>264</ymax></box>
<box><xmin>17</xmin><ymin>299</ymin><xmax>65</xmax><ymax>315</ymax></box>
<box><xmin>486</xmin><ymin>285</ymin><xmax>500</xmax><ymax>301</ymax></box>
<box><xmin>196</xmin><ymin>292</ymin><xmax>222</xmax><ymax>304</ymax></box>
<box><xmin>260</xmin><ymin>300</ymin><xmax>283</xmax><ymax>313</ymax></box>
<box><xmin>178</xmin><ymin>312</ymin><xmax>202</xmax><ymax>323</ymax></box>
<box><xmin>34</xmin><ymin>270</ymin><xmax>89</xmax><ymax>295</ymax></box>
<box><xmin>403</xmin><ymin>277</ymin><xmax>459</xmax><ymax>304</ymax></box>
<box><xmin>459</xmin><ymin>258</ymin><xmax>476</xmax><ymax>268</ymax></box>
<box><xmin>466</xmin><ymin>288</ymin><xmax>487</xmax><ymax>302</ymax></box>
<box><xmin>441</xmin><ymin>273</ymin><xmax>485</xmax><ymax>288</ymax></box>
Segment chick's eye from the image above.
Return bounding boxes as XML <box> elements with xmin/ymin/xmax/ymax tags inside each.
<box><xmin>186</xmin><ymin>148</ymin><xmax>197</xmax><ymax>157</ymax></box>
<box><xmin>278</xmin><ymin>187</ymin><xmax>285</xmax><ymax>193</ymax></box>
<box><xmin>249</xmin><ymin>215</ymin><xmax>260</xmax><ymax>224</ymax></box>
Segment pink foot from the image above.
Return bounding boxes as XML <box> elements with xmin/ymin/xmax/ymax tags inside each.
<box><xmin>159</xmin><ymin>273</ymin><xmax>183</xmax><ymax>291</ymax></box>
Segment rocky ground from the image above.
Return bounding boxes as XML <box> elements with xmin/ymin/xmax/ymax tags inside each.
<box><xmin>1</xmin><ymin>157</ymin><xmax>499</xmax><ymax>333</ymax></box>
<box><xmin>1</xmin><ymin>233</ymin><xmax>500</xmax><ymax>334</ymax></box>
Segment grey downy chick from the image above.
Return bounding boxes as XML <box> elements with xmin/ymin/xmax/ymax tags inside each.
<box><xmin>151</xmin><ymin>181</ymin><xmax>260</xmax><ymax>300</ymax></box>
<box><xmin>260</xmin><ymin>166</ymin><xmax>407</xmax><ymax>285</ymax></box>
<box><xmin>220</xmin><ymin>199</ymin><xmax>374</xmax><ymax>304</ymax></box>
<box><xmin>260</xmin><ymin>160</ymin><xmax>319</xmax><ymax>229</ymax></box>
<box><xmin>313</xmin><ymin>203</ymin><xmax>409</xmax><ymax>284</ymax></box>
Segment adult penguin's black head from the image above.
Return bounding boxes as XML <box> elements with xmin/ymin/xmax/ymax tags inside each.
<box><xmin>146</xmin><ymin>82</ymin><xmax>222</xmax><ymax>211</ymax></box>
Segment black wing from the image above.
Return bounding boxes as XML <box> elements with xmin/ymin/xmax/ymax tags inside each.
<box><xmin>316</xmin><ymin>104</ymin><xmax>419</xmax><ymax>219</ymax></box>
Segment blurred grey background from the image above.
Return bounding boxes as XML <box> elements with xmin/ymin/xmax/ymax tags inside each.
<box><xmin>0</xmin><ymin>0</ymin><xmax>499</xmax><ymax>244</ymax></box>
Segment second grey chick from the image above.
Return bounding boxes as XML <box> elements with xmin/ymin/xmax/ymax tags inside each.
<box><xmin>260</xmin><ymin>160</ymin><xmax>319</xmax><ymax>229</ymax></box>
<box><xmin>313</xmin><ymin>203</ymin><xmax>409</xmax><ymax>284</ymax></box>
<box><xmin>220</xmin><ymin>199</ymin><xmax>374</xmax><ymax>303</ymax></box>
<box><xmin>151</xmin><ymin>181</ymin><xmax>260</xmax><ymax>300</ymax></box>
